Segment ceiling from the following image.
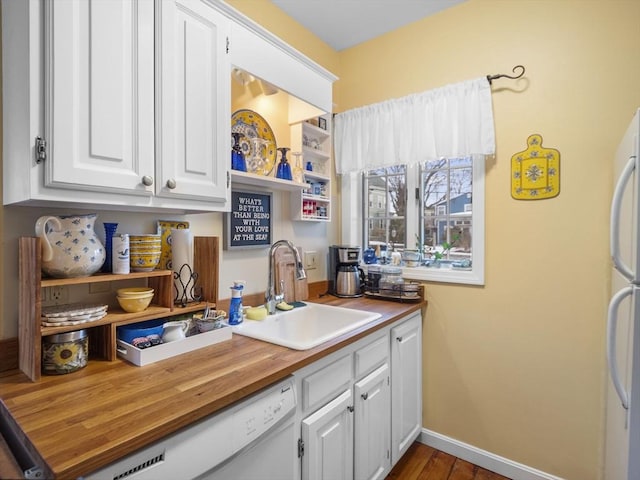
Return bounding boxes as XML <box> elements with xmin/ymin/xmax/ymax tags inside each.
<box><xmin>269</xmin><ymin>0</ymin><xmax>468</xmax><ymax>51</ymax></box>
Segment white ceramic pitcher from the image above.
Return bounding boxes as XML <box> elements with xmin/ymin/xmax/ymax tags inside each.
<box><xmin>35</xmin><ymin>214</ymin><xmax>106</xmax><ymax>278</ymax></box>
<box><xmin>162</xmin><ymin>320</ymin><xmax>191</xmax><ymax>343</ymax></box>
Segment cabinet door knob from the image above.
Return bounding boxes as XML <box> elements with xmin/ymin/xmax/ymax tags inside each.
<box><xmin>396</xmin><ymin>336</ymin><xmax>403</xmax><ymax>342</ymax></box>
<box><xmin>141</xmin><ymin>175</ymin><xmax>154</xmax><ymax>186</ymax></box>
<box><xmin>361</xmin><ymin>392</ymin><xmax>368</xmax><ymax>401</ymax></box>
<box><xmin>347</xmin><ymin>405</ymin><xmax>354</xmax><ymax>413</ymax></box>
<box><xmin>166</xmin><ymin>178</ymin><xmax>177</xmax><ymax>189</ymax></box>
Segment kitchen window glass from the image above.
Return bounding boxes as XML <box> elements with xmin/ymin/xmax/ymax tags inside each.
<box><xmin>359</xmin><ymin>156</ymin><xmax>485</xmax><ymax>286</ymax></box>
<box><xmin>363</xmin><ymin>166</ymin><xmax>407</xmax><ymax>254</ymax></box>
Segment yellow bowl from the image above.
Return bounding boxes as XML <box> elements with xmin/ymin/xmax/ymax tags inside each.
<box><xmin>129</xmin><ymin>243</ymin><xmax>161</xmax><ymax>250</ymax></box>
<box><xmin>130</xmin><ymin>252</ymin><xmax>161</xmax><ymax>272</ymax></box>
<box><xmin>129</xmin><ymin>234</ymin><xmax>161</xmax><ymax>242</ymax></box>
<box><xmin>129</xmin><ymin>247</ymin><xmax>162</xmax><ymax>254</ymax></box>
<box><xmin>117</xmin><ymin>287</ymin><xmax>154</xmax><ymax>297</ymax></box>
<box><xmin>117</xmin><ymin>294</ymin><xmax>153</xmax><ymax>313</ymax></box>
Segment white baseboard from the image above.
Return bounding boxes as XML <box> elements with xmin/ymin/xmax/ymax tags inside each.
<box><xmin>419</xmin><ymin>429</ymin><xmax>566</xmax><ymax>480</ymax></box>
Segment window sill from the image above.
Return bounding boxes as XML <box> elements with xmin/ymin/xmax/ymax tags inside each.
<box><xmin>402</xmin><ymin>265</ymin><xmax>484</xmax><ymax>286</ymax></box>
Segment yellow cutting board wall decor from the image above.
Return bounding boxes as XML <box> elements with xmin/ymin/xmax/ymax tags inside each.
<box><xmin>511</xmin><ymin>134</ymin><xmax>560</xmax><ymax>200</ymax></box>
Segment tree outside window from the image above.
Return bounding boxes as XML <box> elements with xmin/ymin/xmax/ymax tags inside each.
<box><xmin>420</xmin><ymin>157</ymin><xmax>473</xmax><ymax>262</ymax></box>
<box><xmin>363</xmin><ymin>166</ymin><xmax>406</xmax><ymax>252</ymax></box>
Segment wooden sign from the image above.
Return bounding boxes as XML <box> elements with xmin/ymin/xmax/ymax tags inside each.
<box><xmin>225</xmin><ymin>190</ymin><xmax>272</xmax><ymax>249</ymax></box>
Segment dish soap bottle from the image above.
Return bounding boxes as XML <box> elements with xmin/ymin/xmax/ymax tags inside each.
<box><xmin>228</xmin><ymin>281</ymin><xmax>246</xmax><ymax>325</ymax></box>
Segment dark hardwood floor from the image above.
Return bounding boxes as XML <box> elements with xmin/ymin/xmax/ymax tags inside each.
<box><xmin>386</xmin><ymin>442</ymin><xmax>512</xmax><ymax>480</ymax></box>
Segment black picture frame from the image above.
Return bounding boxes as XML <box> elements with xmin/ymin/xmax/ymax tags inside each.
<box><xmin>224</xmin><ymin>190</ymin><xmax>272</xmax><ymax>250</ymax></box>
<box><xmin>318</xmin><ymin>117</ymin><xmax>327</xmax><ymax>130</ymax></box>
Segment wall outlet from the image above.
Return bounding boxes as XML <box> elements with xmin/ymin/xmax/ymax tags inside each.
<box><xmin>304</xmin><ymin>251</ymin><xmax>318</xmax><ymax>270</ymax></box>
<box><xmin>42</xmin><ymin>286</ymin><xmax>69</xmax><ymax>306</ymax></box>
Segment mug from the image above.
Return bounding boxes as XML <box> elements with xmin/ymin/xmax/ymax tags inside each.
<box><xmin>162</xmin><ymin>320</ymin><xmax>190</xmax><ymax>343</ymax></box>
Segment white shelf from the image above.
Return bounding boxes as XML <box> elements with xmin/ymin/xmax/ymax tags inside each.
<box><xmin>230</xmin><ymin>170</ymin><xmax>308</xmax><ymax>192</ymax></box>
<box><xmin>302</xmin><ymin>146</ymin><xmax>330</xmax><ymax>162</ymax></box>
<box><xmin>302</xmin><ymin>193</ymin><xmax>330</xmax><ymax>202</ymax></box>
<box><xmin>296</xmin><ymin>215</ymin><xmax>330</xmax><ymax>222</ymax></box>
<box><xmin>290</xmin><ymin>115</ymin><xmax>332</xmax><ymax>222</ymax></box>
<box><xmin>304</xmin><ymin>171</ymin><xmax>330</xmax><ymax>182</ymax></box>
<box><xmin>302</xmin><ymin>121</ymin><xmax>331</xmax><ymax>139</ymax></box>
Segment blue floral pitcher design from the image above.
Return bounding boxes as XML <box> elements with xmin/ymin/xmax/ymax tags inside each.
<box><xmin>35</xmin><ymin>214</ymin><xmax>106</xmax><ymax>278</ymax></box>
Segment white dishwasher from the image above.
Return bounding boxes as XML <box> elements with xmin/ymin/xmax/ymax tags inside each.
<box><xmin>83</xmin><ymin>377</ymin><xmax>297</xmax><ymax>480</ymax></box>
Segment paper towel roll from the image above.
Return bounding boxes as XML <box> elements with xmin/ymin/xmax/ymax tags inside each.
<box><xmin>171</xmin><ymin>228</ymin><xmax>194</xmax><ymax>303</ymax></box>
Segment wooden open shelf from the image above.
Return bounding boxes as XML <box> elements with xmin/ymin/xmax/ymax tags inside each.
<box><xmin>19</xmin><ymin>236</ymin><xmax>219</xmax><ymax>381</ymax></box>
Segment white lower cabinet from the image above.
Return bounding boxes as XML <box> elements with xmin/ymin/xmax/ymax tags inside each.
<box><xmin>302</xmin><ymin>389</ymin><xmax>354</xmax><ymax>480</ymax></box>
<box><xmin>354</xmin><ymin>363</ymin><xmax>390</xmax><ymax>480</ymax></box>
<box><xmin>296</xmin><ymin>312</ymin><xmax>422</xmax><ymax>480</ymax></box>
<box><xmin>390</xmin><ymin>314</ymin><xmax>423</xmax><ymax>465</ymax></box>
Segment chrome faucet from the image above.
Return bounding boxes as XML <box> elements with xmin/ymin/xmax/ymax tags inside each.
<box><xmin>266</xmin><ymin>239</ymin><xmax>307</xmax><ymax>314</ymax></box>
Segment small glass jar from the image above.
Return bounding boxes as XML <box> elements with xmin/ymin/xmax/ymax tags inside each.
<box><xmin>42</xmin><ymin>329</ymin><xmax>89</xmax><ymax>375</ymax></box>
<box><xmin>366</xmin><ymin>264</ymin><xmax>382</xmax><ymax>293</ymax></box>
<box><xmin>379</xmin><ymin>266</ymin><xmax>404</xmax><ymax>295</ymax></box>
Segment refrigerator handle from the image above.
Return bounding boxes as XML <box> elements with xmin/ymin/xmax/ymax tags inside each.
<box><xmin>610</xmin><ymin>156</ymin><xmax>636</xmax><ymax>281</ymax></box>
<box><xmin>607</xmin><ymin>285</ymin><xmax>633</xmax><ymax>410</ymax></box>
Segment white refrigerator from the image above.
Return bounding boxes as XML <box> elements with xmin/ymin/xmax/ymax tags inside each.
<box><xmin>607</xmin><ymin>107</ymin><xmax>640</xmax><ymax>480</ymax></box>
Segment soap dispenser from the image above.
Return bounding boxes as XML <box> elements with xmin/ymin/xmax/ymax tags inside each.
<box><xmin>228</xmin><ymin>281</ymin><xmax>246</xmax><ymax>325</ymax></box>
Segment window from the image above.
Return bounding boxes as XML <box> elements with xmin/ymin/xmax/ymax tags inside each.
<box><xmin>359</xmin><ymin>156</ymin><xmax>485</xmax><ymax>285</ymax></box>
<box><xmin>363</xmin><ymin>166</ymin><xmax>407</xmax><ymax>253</ymax></box>
<box><xmin>420</xmin><ymin>157</ymin><xmax>472</xmax><ymax>263</ymax></box>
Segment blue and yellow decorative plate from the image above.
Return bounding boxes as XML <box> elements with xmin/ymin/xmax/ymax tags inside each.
<box><xmin>511</xmin><ymin>134</ymin><xmax>560</xmax><ymax>200</ymax></box>
<box><xmin>231</xmin><ymin>109</ymin><xmax>277</xmax><ymax>176</ymax></box>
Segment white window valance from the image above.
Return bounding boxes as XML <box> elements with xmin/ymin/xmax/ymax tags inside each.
<box><xmin>334</xmin><ymin>77</ymin><xmax>495</xmax><ymax>175</ymax></box>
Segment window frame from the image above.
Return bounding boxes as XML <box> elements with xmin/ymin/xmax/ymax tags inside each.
<box><xmin>342</xmin><ymin>156</ymin><xmax>485</xmax><ymax>286</ymax></box>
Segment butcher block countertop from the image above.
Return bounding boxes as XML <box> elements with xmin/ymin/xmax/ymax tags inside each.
<box><xmin>0</xmin><ymin>295</ymin><xmax>425</xmax><ymax>479</ymax></box>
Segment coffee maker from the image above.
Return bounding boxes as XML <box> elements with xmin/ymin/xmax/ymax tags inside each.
<box><xmin>329</xmin><ymin>245</ymin><xmax>364</xmax><ymax>297</ymax></box>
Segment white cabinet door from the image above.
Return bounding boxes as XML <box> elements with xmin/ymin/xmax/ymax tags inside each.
<box><xmin>390</xmin><ymin>313</ymin><xmax>423</xmax><ymax>465</ymax></box>
<box><xmin>157</xmin><ymin>0</ymin><xmax>230</xmax><ymax>204</ymax></box>
<box><xmin>354</xmin><ymin>363</ymin><xmax>391</xmax><ymax>480</ymax></box>
<box><xmin>45</xmin><ymin>0</ymin><xmax>155</xmax><ymax>195</ymax></box>
<box><xmin>302</xmin><ymin>389</ymin><xmax>354</xmax><ymax>480</ymax></box>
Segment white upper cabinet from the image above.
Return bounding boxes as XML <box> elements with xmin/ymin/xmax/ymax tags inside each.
<box><xmin>156</xmin><ymin>0</ymin><xmax>230</xmax><ymax>203</ymax></box>
<box><xmin>2</xmin><ymin>0</ymin><xmax>335</xmax><ymax>212</ymax></box>
<box><xmin>3</xmin><ymin>0</ymin><xmax>231</xmax><ymax>212</ymax></box>
<box><xmin>45</xmin><ymin>0</ymin><xmax>155</xmax><ymax>197</ymax></box>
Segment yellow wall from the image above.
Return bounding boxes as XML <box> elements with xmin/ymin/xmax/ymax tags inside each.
<box><xmin>344</xmin><ymin>3</ymin><xmax>638</xmax><ymax>479</ymax></box>
<box><xmin>233</xmin><ymin>1</ymin><xmax>640</xmax><ymax>479</ymax></box>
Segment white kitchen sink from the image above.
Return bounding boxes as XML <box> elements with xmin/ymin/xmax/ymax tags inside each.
<box><xmin>231</xmin><ymin>302</ymin><xmax>382</xmax><ymax>350</ymax></box>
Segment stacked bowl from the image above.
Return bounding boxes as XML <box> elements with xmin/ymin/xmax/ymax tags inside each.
<box><xmin>129</xmin><ymin>234</ymin><xmax>161</xmax><ymax>272</ymax></box>
<box><xmin>116</xmin><ymin>287</ymin><xmax>155</xmax><ymax>313</ymax></box>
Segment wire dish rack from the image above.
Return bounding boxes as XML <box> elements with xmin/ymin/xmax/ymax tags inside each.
<box><xmin>363</xmin><ymin>280</ymin><xmax>424</xmax><ymax>303</ymax></box>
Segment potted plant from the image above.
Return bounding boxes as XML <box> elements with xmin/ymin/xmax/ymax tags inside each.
<box><xmin>430</xmin><ymin>233</ymin><xmax>461</xmax><ymax>267</ymax></box>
